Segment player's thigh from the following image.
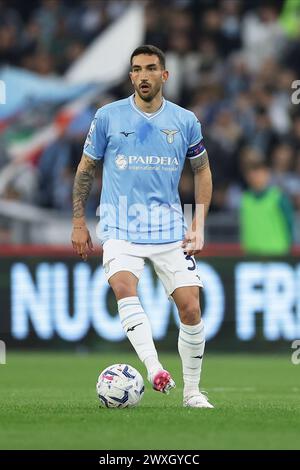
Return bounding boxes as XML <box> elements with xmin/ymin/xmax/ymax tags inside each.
<box><xmin>150</xmin><ymin>243</ymin><xmax>203</xmax><ymax>299</ymax></box>
<box><xmin>102</xmin><ymin>239</ymin><xmax>144</xmax><ymax>300</ymax></box>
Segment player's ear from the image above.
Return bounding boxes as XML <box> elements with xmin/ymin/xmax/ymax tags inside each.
<box><xmin>162</xmin><ymin>70</ymin><xmax>169</xmax><ymax>83</ymax></box>
<box><xmin>129</xmin><ymin>71</ymin><xmax>133</xmax><ymax>84</ymax></box>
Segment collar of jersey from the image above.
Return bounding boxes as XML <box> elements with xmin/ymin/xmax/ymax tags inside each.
<box><xmin>129</xmin><ymin>94</ymin><xmax>166</xmax><ymax>120</ymax></box>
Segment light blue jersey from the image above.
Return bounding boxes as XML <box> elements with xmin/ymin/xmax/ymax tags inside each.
<box><xmin>83</xmin><ymin>95</ymin><xmax>206</xmax><ymax>244</ymax></box>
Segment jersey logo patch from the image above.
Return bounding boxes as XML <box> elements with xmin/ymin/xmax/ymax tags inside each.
<box><xmin>160</xmin><ymin>129</ymin><xmax>179</xmax><ymax>144</ymax></box>
<box><xmin>120</xmin><ymin>131</ymin><xmax>135</xmax><ymax>137</ymax></box>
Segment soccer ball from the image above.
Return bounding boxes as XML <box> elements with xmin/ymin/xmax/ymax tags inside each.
<box><xmin>96</xmin><ymin>364</ymin><xmax>145</xmax><ymax>408</ymax></box>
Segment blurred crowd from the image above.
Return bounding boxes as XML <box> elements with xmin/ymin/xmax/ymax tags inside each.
<box><xmin>1</xmin><ymin>0</ymin><xmax>300</xmax><ymax>218</ymax></box>
<box><xmin>0</xmin><ymin>0</ymin><xmax>130</xmax><ymax>74</ymax></box>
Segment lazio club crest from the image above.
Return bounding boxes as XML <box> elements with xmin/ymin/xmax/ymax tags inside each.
<box><xmin>160</xmin><ymin>129</ymin><xmax>179</xmax><ymax>144</ymax></box>
<box><xmin>115</xmin><ymin>154</ymin><xmax>128</xmax><ymax>170</ymax></box>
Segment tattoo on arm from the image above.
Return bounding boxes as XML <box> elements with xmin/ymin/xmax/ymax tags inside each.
<box><xmin>192</xmin><ymin>151</ymin><xmax>212</xmax><ymax>217</ymax></box>
<box><xmin>73</xmin><ymin>155</ymin><xmax>98</xmax><ymax>218</ymax></box>
<box><xmin>190</xmin><ymin>151</ymin><xmax>209</xmax><ymax>173</ymax></box>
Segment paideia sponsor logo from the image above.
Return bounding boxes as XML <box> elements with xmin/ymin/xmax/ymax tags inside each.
<box><xmin>115</xmin><ymin>154</ymin><xmax>179</xmax><ymax>170</ymax></box>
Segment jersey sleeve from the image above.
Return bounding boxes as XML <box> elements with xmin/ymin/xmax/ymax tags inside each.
<box><xmin>186</xmin><ymin>114</ymin><xmax>206</xmax><ymax>160</ymax></box>
<box><xmin>83</xmin><ymin>109</ymin><xmax>107</xmax><ymax>160</ymax></box>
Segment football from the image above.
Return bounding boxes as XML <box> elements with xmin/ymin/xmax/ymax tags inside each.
<box><xmin>96</xmin><ymin>364</ymin><xmax>145</xmax><ymax>408</ymax></box>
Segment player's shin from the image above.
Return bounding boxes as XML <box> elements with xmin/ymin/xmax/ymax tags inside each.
<box><xmin>178</xmin><ymin>320</ymin><xmax>205</xmax><ymax>398</ymax></box>
<box><xmin>117</xmin><ymin>296</ymin><xmax>162</xmax><ymax>377</ymax></box>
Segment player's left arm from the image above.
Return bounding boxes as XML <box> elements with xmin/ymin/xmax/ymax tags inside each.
<box><xmin>182</xmin><ymin>150</ymin><xmax>212</xmax><ymax>255</ymax></box>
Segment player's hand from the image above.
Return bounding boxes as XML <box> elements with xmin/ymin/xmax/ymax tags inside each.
<box><xmin>182</xmin><ymin>229</ymin><xmax>204</xmax><ymax>256</ymax></box>
<box><xmin>71</xmin><ymin>225</ymin><xmax>94</xmax><ymax>261</ymax></box>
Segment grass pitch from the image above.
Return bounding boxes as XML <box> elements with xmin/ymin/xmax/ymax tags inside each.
<box><xmin>0</xmin><ymin>352</ymin><xmax>299</xmax><ymax>450</ymax></box>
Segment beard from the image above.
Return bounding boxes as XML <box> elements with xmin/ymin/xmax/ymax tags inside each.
<box><xmin>135</xmin><ymin>83</ymin><xmax>161</xmax><ymax>102</ymax></box>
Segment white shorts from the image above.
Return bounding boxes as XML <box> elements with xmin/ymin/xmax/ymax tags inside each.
<box><xmin>102</xmin><ymin>239</ymin><xmax>203</xmax><ymax>299</ymax></box>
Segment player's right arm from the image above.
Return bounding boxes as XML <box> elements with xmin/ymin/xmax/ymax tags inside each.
<box><xmin>71</xmin><ymin>154</ymin><xmax>97</xmax><ymax>260</ymax></box>
<box><xmin>71</xmin><ymin>109</ymin><xmax>107</xmax><ymax>260</ymax></box>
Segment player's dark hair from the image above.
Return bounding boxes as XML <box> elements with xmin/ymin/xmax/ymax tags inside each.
<box><xmin>130</xmin><ymin>45</ymin><xmax>166</xmax><ymax>69</ymax></box>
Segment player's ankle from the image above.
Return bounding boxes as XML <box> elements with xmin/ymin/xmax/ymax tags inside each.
<box><xmin>183</xmin><ymin>384</ymin><xmax>200</xmax><ymax>398</ymax></box>
<box><xmin>144</xmin><ymin>355</ymin><xmax>163</xmax><ymax>379</ymax></box>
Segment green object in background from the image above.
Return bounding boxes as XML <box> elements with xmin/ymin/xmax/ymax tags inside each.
<box><xmin>240</xmin><ymin>186</ymin><xmax>293</xmax><ymax>255</ymax></box>
<box><xmin>280</xmin><ymin>0</ymin><xmax>300</xmax><ymax>38</ymax></box>
<box><xmin>0</xmin><ymin>352</ymin><xmax>299</xmax><ymax>450</ymax></box>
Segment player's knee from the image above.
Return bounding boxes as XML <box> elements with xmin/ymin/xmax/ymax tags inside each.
<box><xmin>179</xmin><ymin>301</ymin><xmax>201</xmax><ymax>325</ymax></box>
<box><xmin>110</xmin><ymin>280</ymin><xmax>137</xmax><ymax>300</ymax></box>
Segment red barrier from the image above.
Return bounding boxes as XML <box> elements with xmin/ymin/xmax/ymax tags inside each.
<box><xmin>0</xmin><ymin>244</ymin><xmax>299</xmax><ymax>258</ymax></box>
<box><xmin>0</xmin><ymin>243</ymin><xmax>243</xmax><ymax>257</ymax></box>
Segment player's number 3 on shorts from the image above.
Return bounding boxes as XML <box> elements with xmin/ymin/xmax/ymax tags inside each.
<box><xmin>185</xmin><ymin>254</ymin><xmax>196</xmax><ymax>271</ymax></box>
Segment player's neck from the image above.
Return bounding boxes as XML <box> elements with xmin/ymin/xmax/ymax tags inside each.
<box><xmin>134</xmin><ymin>92</ymin><xmax>164</xmax><ymax>114</ymax></box>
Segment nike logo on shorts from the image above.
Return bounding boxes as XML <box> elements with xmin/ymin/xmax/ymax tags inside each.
<box><xmin>104</xmin><ymin>258</ymin><xmax>115</xmax><ymax>274</ymax></box>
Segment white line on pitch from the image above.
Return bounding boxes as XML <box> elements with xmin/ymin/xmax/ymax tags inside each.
<box><xmin>210</xmin><ymin>387</ymin><xmax>256</xmax><ymax>392</ymax></box>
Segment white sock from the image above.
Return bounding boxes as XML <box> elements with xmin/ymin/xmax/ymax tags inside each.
<box><xmin>118</xmin><ymin>296</ymin><xmax>162</xmax><ymax>378</ymax></box>
<box><xmin>178</xmin><ymin>320</ymin><xmax>205</xmax><ymax>398</ymax></box>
